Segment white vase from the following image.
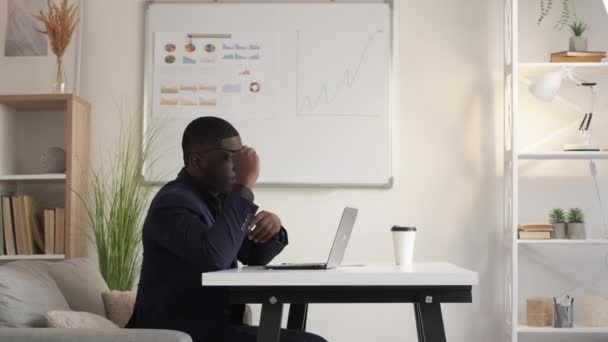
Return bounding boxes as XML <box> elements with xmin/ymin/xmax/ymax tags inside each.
<box><xmin>40</xmin><ymin>147</ymin><xmax>66</xmax><ymax>173</ymax></box>
<box><xmin>569</xmin><ymin>36</ymin><xmax>588</xmax><ymax>52</ymax></box>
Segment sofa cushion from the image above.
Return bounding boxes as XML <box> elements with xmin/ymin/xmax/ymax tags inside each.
<box><xmin>102</xmin><ymin>290</ymin><xmax>136</xmax><ymax>328</ymax></box>
<box><xmin>46</xmin><ymin>258</ymin><xmax>109</xmax><ymax>317</ymax></box>
<box><xmin>0</xmin><ymin>261</ymin><xmax>70</xmax><ymax>327</ymax></box>
<box><xmin>45</xmin><ymin>310</ymin><xmax>119</xmax><ymax>329</ymax></box>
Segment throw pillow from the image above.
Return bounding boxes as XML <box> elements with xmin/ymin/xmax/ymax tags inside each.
<box><xmin>45</xmin><ymin>310</ymin><xmax>119</xmax><ymax>329</ymax></box>
<box><xmin>0</xmin><ymin>261</ymin><xmax>70</xmax><ymax>327</ymax></box>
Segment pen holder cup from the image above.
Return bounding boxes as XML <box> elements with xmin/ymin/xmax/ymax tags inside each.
<box><xmin>554</xmin><ymin>303</ymin><xmax>574</xmax><ymax>328</ymax></box>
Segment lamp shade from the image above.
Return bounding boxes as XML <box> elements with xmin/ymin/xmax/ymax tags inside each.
<box><xmin>528</xmin><ymin>69</ymin><xmax>567</xmax><ymax>102</ymax></box>
<box><xmin>605</xmin><ymin>0</ymin><xmax>608</xmax><ymax>13</ymax></box>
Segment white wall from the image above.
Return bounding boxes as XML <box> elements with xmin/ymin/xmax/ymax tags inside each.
<box><xmin>79</xmin><ymin>0</ymin><xmax>504</xmax><ymax>341</ymax></box>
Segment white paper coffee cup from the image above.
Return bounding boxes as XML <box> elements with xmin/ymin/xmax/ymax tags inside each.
<box><xmin>391</xmin><ymin>226</ymin><xmax>416</xmax><ymax>270</ymax></box>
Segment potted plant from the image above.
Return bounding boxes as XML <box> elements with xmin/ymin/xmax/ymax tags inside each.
<box><xmin>567</xmin><ymin>208</ymin><xmax>586</xmax><ymax>239</ymax></box>
<box><xmin>569</xmin><ymin>20</ymin><xmax>588</xmax><ymax>52</ymax></box>
<box><xmin>549</xmin><ymin>208</ymin><xmax>567</xmax><ymax>239</ymax></box>
<box><xmin>77</xmin><ymin>118</ymin><xmax>159</xmax><ymax>291</ymax></box>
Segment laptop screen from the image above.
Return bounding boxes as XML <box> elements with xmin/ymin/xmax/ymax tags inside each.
<box><xmin>325</xmin><ymin>207</ymin><xmax>358</xmax><ymax>268</ymax></box>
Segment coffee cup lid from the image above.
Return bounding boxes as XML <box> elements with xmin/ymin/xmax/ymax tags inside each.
<box><xmin>391</xmin><ymin>226</ymin><xmax>416</xmax><ymax>232</ymax></box>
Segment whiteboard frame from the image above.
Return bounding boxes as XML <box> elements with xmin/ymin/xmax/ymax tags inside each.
<box><xmin>142</xmin><ymin>0</ymin><xmax>394</xmax><ymax>188</ymax></box>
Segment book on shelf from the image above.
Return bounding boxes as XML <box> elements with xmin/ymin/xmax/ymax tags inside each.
<box><xmin>518</xmin><ymin>224</ymin><xmax>553</xmax><ymax>239</ymax></box>
<box><xmin>1</xmin><ymin>194</ymin><xmax>65</xmax><ymax>256</ymax></box>
<box><xmin>23</xmin><ymin>196</ymin><xmax>44</xmax><ymax>253</ymax></box>
<box><xmin>44</xmin><ymin>209</ymin><xmax>55</xmax><ymax>255</ymax></box>
<box><xmin>519</xmin><ymin>231</ymin><xmax>552</xmax><ymax>239</ymax></box>
<box><xmin>518</xmin><ymin>224</ymin><xmax>554</xmax><ymax>232</ymax></box>
<box><xmin>550</xmin><ymin>51</ymin><xmax>607</xmax><ymax>63</ymax></box>
<box><xmin>12</xmin><ymin>195</ymin><xmax>32</xmax><ymax>255</ymax></box>
<box><xmin>55</xmin><ymin>208</ymin><xmax>65</xmax><ymax>255</ymax></box>
<box><xmin>0</xmin><ymin>192</ymin><xmax>16</xmax><ymax>256</ymax></box>
<box><xmin>0</xmin><ymin>194</ymin><xmax>3</xmax><ymax>255</ymax></box>
<box><xmin>1</xmin><ymin>196</ymin><xmax>16</xmax><ymax>255</ymax></box>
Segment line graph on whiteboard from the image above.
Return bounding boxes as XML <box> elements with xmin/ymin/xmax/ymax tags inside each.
<box><xmin>295</xmin><ymin>29</ymin><xmax>389</xmax><ymax>117</ymax></box>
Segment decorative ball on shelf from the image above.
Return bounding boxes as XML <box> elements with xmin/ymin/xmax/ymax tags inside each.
<box><xmin>40</xmin><ymin>147</ymin><xmax>66</xmax><ymax>173</ymax></box>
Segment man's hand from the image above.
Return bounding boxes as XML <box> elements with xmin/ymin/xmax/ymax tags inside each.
<box><xmin>248</xmin><ymin>211</ymin><xmax>281</xmax><ymax>244</ymax></box>
<box><xmin>233</xmin><ymin>146</ymin><xmax>260</xmax><ymax>190</ymax></box>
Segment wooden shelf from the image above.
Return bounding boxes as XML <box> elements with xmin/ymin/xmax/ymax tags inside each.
<box><xmin>518</xmin><ymin>152</ymin><xmax>608</xmax><ymax>160</ymax></box>
<box><xmin>518</xmin><ymin>239</ymin><xmax>608</xmax><ymax>245</ymax></box>
<box><xmin>0</xmin><ymin>94</ymin><xmax>90</xmax><ymax>111</ymax></box>
<box><xmin>518</xmin><ymin>325</ymin><xmax>608</xmax><ymax>334</ymax></box>
<box><xmin>0</xmin><ymin>94</ymin><xmax>91</xmax><ymax>259</ymax></box>
<box><xmin>0</xmin><ymin>174</ymin><xmax>66</xmax><ymax>182</ymax></box>
<box><xmin>0</xmin><ymin>254</ymin><xmax>65</xmax><ymax>261</ymax></box>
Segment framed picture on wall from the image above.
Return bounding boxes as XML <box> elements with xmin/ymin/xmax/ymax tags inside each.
<box><xmin>0</xmin><ymin>0</ymin><xmax>83</xmax><ymax>95</ymax></box>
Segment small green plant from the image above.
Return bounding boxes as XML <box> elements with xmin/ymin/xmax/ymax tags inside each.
<box><xmin>569</xmin><ymin>20</ymin><xmax>587</xmax><ymax>37</ymax></box>
<box><xmin>567</xmin><ymin>208</ymin><xmax>585</xmax><ymax>223</ymax></box>
<box><xmin>538</xmin><ymin>0</ymin><xmax>577</xmax><ymax>30</ymax></box>
<box><xmin>549</xmin><ymin>208</ymin><xmax>566</xmax><ymax>223</ymax></box>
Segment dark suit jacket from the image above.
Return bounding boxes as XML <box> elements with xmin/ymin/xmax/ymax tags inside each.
<box><xmin>126</xmin><ymin>168</ymin><xmax>288</xmax><ymax>341</ymax></box>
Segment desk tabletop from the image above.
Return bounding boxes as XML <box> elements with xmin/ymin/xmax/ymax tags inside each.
<box><xmin>201</xmin><ymin>263</ymin><xmax>478</xmax><ymax>287</ymax></box>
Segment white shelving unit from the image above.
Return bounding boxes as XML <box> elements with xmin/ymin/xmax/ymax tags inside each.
<box><xmin>518</xmin><ymin>239</ymin><xmax>608</xmax><ymax>245</ymax></box>
<box><xmin>518</xmin><ymin>152</ymin><xmax>608</xmax><ymax>160</ymax></box>
<box><xmin>506</xmin><ymin>1</ymin><xmax>608</xmax><ymax>341</ymax></box>
<box><xmin>519</xmin><ymin>63</ymin><xmax>608</xmax><ymax>79</ymax></box>
<box><xmin>518</xmin><ymin>325</ymin><xmax>608</xmax><ymax>334</ymax></box>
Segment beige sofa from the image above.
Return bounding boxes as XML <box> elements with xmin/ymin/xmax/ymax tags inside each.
<box><xmin>0</xmin><ymin>258</ymin><xmax>250</xmax><ymax>342</ymax></box>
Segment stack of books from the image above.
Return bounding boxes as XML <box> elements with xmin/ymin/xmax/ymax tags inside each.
<box><xmin>550</xmin><ymin>51</ymin><xmax>607</xmax><ymax>63</ymax></box>
<box><xmin>518</xmin><ymin>224</ymin><xmax>554</xmax><ymax>239</ymax></box>
<box><xmin>0</xmin><ymin>194</ymin><xmax>65</xmax><ymax>256</ymax></box>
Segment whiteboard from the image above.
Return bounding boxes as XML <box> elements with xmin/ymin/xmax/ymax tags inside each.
<box><xmin>143</xmin><ymin>2</ymin><xmax>392</xmax><ymax>186</ymax></box>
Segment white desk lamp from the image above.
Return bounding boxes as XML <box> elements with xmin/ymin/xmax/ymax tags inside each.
<box><xmin>528</xmin><ymin>68</ymin><xmax>600</xmax><ymax>151</ymax></box>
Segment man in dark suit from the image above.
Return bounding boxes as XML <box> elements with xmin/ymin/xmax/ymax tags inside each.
<box><xmin>126</xmin><ymin>117</ymin><xmax>327</xmax><ymax>342</ymax></box>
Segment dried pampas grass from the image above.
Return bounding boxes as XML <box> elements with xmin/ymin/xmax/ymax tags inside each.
<box><xmin>33</xmin><ymin>0</ymin><xmax>79</xmax><ymax>59</ymax></box>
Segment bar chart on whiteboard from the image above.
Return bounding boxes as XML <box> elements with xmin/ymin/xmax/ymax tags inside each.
<box><xmin>151</xmin><ymin>32</ymin><xmax>280</xmax><ymax>120</ymax></box>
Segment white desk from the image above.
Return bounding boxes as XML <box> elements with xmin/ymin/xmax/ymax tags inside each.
<box><xmin>202</xmin><ymin>263</ymin><xmax>478</xmax><ymax>342</ymax></box>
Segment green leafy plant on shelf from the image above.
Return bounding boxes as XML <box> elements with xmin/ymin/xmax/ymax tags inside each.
<box><xmin>549</xmin><ymin>208</ymin><xmax>566</xmax><ymax>223</ymax></box>
<box><xmin>538</xmin><ymin>0</ymin><xmax>577</xmax><ymax>30</ymax></box>
<box><xmin>76</xmin><ymin>116</ymin><xmax>160</xmax><ymax>291</ymax></box>
<box><xmin>569</xmin><ymin>19</ymin><xmax>587</xmax><ymax>37</ymax></box>
<box><xmin>567</xmin><ymin>208</ymin><xmax>585</xmax><ymax>223</ymax></box>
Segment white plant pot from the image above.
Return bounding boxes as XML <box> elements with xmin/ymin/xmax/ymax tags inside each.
<box><xmin>552</xmin><ymin>223</ymin><xmax>567</xmax><ymax>239</ymax></box>
<box><xmin>569</xmin><ymin>36</ymin><xmax>588</xmax><ymax>52</ymax></box>
<box><xmin>567</xmin><ymin>223</ymin><xmax>586</xmax><ymax>239</ymax></box>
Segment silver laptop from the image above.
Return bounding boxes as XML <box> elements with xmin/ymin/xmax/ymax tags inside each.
<box><xmin>265</xmin><ymin>207</ymin><xmax>358</xmax><ymax>270</ymax></box>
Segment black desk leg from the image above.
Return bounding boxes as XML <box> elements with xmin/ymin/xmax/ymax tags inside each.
<box><xmin>258</xmin><ymin>302</ymin><xmax>284</xmax><ymax>342</ymax></box>
<box><xmin>414</xmin><ymin>302</ymin><xmax>447</xmax><ymax>342</ymax></box>
<box><xmin>287</xmin><ymin>304</ymin><xmax>308</xmax><ymax>331</ymax></box>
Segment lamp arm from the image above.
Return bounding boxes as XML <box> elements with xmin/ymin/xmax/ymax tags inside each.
<box><xmin>566</xmin><ymin>70</ymin><xmax>586</xmax><ymax>86</ymax></box>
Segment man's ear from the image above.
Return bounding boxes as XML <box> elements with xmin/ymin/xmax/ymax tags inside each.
<box><xmin>190</xmin><ymin>152</ymin><xmax>207</xmax><ymax>171</ymax></box>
